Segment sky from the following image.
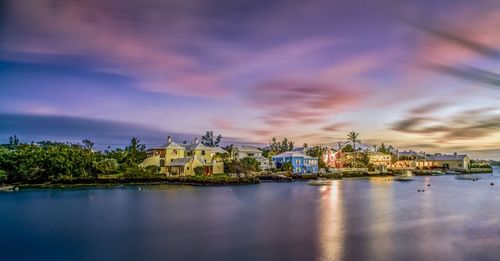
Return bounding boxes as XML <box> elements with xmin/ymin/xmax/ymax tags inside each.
<box><xmin>1</xmin><ymin>0</ymin><xmax>500</xmax><ymax>159</ymax></box>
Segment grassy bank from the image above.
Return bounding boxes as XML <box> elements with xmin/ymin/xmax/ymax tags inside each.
<box><xmin>3</xmin><ymin>175</ymin><xmax>260</xmax><ymax>189</ymax></box>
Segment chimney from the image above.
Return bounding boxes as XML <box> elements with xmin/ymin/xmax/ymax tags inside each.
<box><xmin>167</xmin><ymin>136</ymin><xmax>172</xmax><ymax>144</ymax></box>
<box><xmin>454</xmin><ymin>152</ymin><xmax>457</xmax><ymax>159</ymax></box>
<box><xmin>194</xmin><ymin>138</ymin><xmax>199</xmax><ymax>144</ymax></box>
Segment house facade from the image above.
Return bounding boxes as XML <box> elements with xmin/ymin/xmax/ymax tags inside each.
<box><xmin>322</xmin><ymin>149</ymin><xmax>344</xmax><ymax>168</ymax></box>
<box><xmin>428</xmin><ymin>153</ymin><xmax>470</xmax><ymax>170</ymax></box>
<box><xmin>140</xmin><ymin>137</ymin><xmax>225</xmax><ymax>176</ymax></box>
<box><xmin>388</xmin><ymin>153</ymin><xmax>470</xmax><ymax>171</ymax></box>
<box><xmin>369</xmin><ymin>152</ymin><xmax>392</xmax><ymax>166</ymax></box>
<box><xmin>272</xmin><ymin>151</ymin><xmax>318</xmax><ymax>174</ymax></box>
<box><xmin>233</xmin><ymin>145</ymin><xmax>272</xmax><ymax>170</ymax></box>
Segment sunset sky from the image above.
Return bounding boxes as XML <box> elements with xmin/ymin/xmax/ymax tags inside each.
<box><xmin>1</xmin><ymin>0</ymin><xmax>500</xmax><ymax>159</ymax></box>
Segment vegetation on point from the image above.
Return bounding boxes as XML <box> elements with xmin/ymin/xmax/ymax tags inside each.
<box><xmin>0</xmin><ymin>136</ymin><xmax>148</xmax><ymax>183</ymax></box>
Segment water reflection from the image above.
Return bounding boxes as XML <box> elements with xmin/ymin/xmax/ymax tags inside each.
<box><xmin>2</xmin><ymin>170</ymin><xmax>500</xmax><ymax>260</ymax></box>
<box><xmin>367</xmin><ymin>178</ymin><xmax>394</xmax><ymax>261</ymax></box>
<box><xmin>316</xmin><ymin>181</ymin><xmax>345</xmax><ymax>260</ymax></box>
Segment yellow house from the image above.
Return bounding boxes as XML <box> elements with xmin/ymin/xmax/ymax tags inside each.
<box><xmin>428</xmin><ymin>153</ymin><xmax>470</xmax><ymax>170</ymax></box>
<box><xmin>140</xmin><ymin>136</ymin><xmax>225</xmax><ymax>176</ymax></box>
<box><xmin>369</xmin><ymin>152</ymin><xmax>392</xmax><ymax>166</ymax></box>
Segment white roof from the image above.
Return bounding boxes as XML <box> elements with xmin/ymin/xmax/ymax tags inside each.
<box><xmin>272</xmin><ymin>151</ymin><xmax>315</xmax><ymax>159</ymax></box>
<box><xmin>235</xmin><ymin>145</ymin><xmax>262</xmax><ymax>153</ymax></box>
<box><xmin>166</xmin><ymin>141</ymin><xmax>184</xmax><ymax>149</ymax></box>
<box><xmin>211</xmin><ymin>147</ymin><xmax>228</xmax><ymax>154</ymax></box>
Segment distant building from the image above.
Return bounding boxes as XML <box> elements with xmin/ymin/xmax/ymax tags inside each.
<box><xmin>140</xmin><ymin>137</ymin><xmax>225</xmax><ymax>176</ymax></box>
<box><xmin>388</xmin><ymin>153</ymin><xmax>470</xmax><ymax>171</ymax></box>
<box><xmin>233</xmin><ymin>145</ymin><xmax>262</xmax><ymax>159</ymax></box>
<box><xmin>233</xmin><ymin>145</ymin><xmax>272</xmax><ymax>170</ymax></box>
<box><xmin>323</xmin><ymin>149</ymin><xmax>344</xmax><ymax>168</ymax></box>
<box><xmin>272</xmin><ymin>151</ymin><xmax>318</xmax><ymax>174</ymax></box>
<box><xmin>428</xmin><ymin>153</ymin><xmax>470</xmax><ymax>170</ymax></box>
<box><xmin>369</xmin><ymin>152</ymin><xmax>392</xmax><ymax>166</ymax></box>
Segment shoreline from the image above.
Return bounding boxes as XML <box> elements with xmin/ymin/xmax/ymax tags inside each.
<box><xmin>1</xmin><ymin>170</ymin><xmax>494</xmax><ymax>190</ymax></box>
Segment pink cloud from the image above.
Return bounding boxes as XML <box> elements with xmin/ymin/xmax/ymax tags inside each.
<box><xmin>250</xmin><ymin>79</ymin><xmax>368</xmax><ymax>129</ymax></box>
<box><xmin>2</xmin><ymin>0</ymin><xmax>226</xmax><ymax>97</ymax></box>
<box><xmin>411</xmin><ymin>10</ymin><xmax>500</xmax><ymax>66</ymax></box>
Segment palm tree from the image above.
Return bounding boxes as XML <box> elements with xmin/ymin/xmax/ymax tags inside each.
<box><xmin>347</xmin><ymin>132</ymin><xmax>361</xmax><ymax>167</ymax></box>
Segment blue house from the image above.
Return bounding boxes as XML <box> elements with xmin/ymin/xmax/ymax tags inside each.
<box><xmin>272</xmin><ymin>151</ymin><xmax>319</xmax><ymax>174</ymax></box>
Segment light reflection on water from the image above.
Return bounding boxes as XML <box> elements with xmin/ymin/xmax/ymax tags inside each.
<box><xmin>317</xmin><ymin>181</ymin><xmax>344</xmax><ymax>260</ymax></box>
<box><xmin>1</xmin><ymin>167</ymin><xmax>500</xmax><ymax>261</ymax></box>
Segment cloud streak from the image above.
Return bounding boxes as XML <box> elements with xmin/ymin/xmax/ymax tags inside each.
<box><xmin>391</xmin><ymin>107</ymin><xmax>500</xmax><ymax>141</ymax></box>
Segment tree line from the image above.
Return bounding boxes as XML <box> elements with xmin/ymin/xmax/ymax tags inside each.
<box><xmin>0</xmin><ymin>136</ymin><xmax>151</xmax><ymax>182</ymax></box>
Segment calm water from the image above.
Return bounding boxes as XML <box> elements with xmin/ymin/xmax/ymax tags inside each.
<box><xmin>2</xmin><ymin>167</ymin><xmax>500</xmax><ymax>261</ymax></box>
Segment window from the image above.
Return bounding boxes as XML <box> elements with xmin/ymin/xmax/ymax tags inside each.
<box><xmin>296</xmin><ymin>159</ymin><xmax>300</xmax><ymax>164</ymax></box>
<box><xmin>160</xmin><ymin>159</ymin><xmax>165</xmax><ymax>167</ymax></box>
<box><xmin>248</xmin><ymin>153</ymin><xmax>254</xmax><ymax>157</ymax></box>
<box><xmin>202</xmin><ymin>150</ymin><xmax>206</xmax><ymax>155</ymax></box>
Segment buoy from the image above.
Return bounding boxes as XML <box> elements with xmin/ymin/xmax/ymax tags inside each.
<box><xmin>138</xmin><ymin>187</ymin><xmax>142</xmax><ymax>191</ymax></box>
<box><xmin>417</xmin><ymin>190</ymin><xmax>421</xmax><ymax>192</ymax></box>
<box><xmin>422</xmin><ymin>189</ymin><xmax>425</xmax><ymax>192</ymax></box>
<box><xmin>427</xmin><ymin>184</ymin><xmax>431</xmax><ymax>187</ymax></box>
<box><xmin>491</xmin><ymin>183</ymin><xmax>494</xmax><ymax>186</ymax></box>
<box><xmin>13</xmin><ymin>186</ymin><xmax>19</xmax><ymax>191</ymax></box>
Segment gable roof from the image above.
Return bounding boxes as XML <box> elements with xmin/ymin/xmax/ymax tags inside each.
<box><xmin>182</xmin><ymin>142</ymin><xmax>209</xmax><ymax>151</ymax></box>
<box><xmin>166</xmin><ymin>141</ymin><xmax>184</xmax><ymax>149</ymax></box>
<box><xmin>235</xmin><ymin>145</ymin><xmax>261</xmax><ymax>153</ymax></box>
<box><xmin>272</xmin><ymin>151</ymin><xmax>315</xmax><ymax>159</ymax></box>
<box><xmin>211</xmin><ymin>147</ymin><xmax>228</xmax><ymax>154</ymax></box>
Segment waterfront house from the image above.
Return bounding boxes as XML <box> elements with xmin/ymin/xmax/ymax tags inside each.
<box><xmin>233</xmin><ymin>145</ymin><xmax>272</xmax><ymax>170</ymax></box>
<box><xmin>322</xmin><ymin>149</ymin><xmax>344</xmax><ymax>168</ymax></box>
<box><xmin>369</xmin><ymin>152</ymin><xmax>392</xmax><ymax>166</ymax></box>
<box><xmin>428</xmin><ymin>153</ymin><xmax>470</xmax><ymax>170</ymax></box>
<box><xmin>140</xmin><ymin>137</ymin><xmax>224</xmax><ymax>176</ymax></box>
<box><xmin>272</xmin><ymin>151</ymin><xmax>318</xmax><ymax>174</ymax></box>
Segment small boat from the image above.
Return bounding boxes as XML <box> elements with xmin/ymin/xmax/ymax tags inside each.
<box><xmin>308</xmin><ymin>178</ymin><xmax>333</xmax><ymax>186</ymax></box>
<box><xmin>394</xmin><ymin>170</ymin><xmax>414</xmax><ymax>181</ymax></box>
<box><xmin>446</xmin><ymin>170</ymin><xmax>461</xmax><ymax>175</ymax></box>
<box><xmin>431</xmin><ymin>170</ymin><xmax>445</xmax><ymax>176</ymax></box>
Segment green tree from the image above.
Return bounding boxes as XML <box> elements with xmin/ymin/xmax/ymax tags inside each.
<box><xmin>194</xmin><ymin>166</ymin><xmax>205</xmax><ymax>176</ymax></box>
<box><xmin>0</xmin><ymin>169</ymin><xmax>6</xmax><ymax>182</ymax></box>
<box><xmin>93</xmin><ymin>158</ymin><xmax>118</xmax><ymax>175</ymax></box>
<box><xmin>241</xmin><ymin>157</ymin><xmax>261</xmax><ymax>173</ymax></box>
<box><xmin>342</xmin><ymin>144</ymin><xmax>354</xmax><ymax>152</ymax></box>
<box><xmin>144</xmin><ymin>165</ymin><xmax>161</xmax><ymax>177</ymax></box>
<box><xmin>357</xmin><ymin>152</ymin><xmax>370</xmax><ymax>167</ymax></box>
<box><xmin>307</xmin><ymin>146</ymin><xmax>327</xmax><ymax>169</ymax></box>
<box><xmin>347</xmin><ymin>131</ymin><xmax>361</xmax><ymax>167</ymax></box>
<box><xmin>82</xmin><ymin>139</ymin><xmax>95</xmax><ymax>151</ymax></box>
<box><xmin>267</xmin><ymin>137</ymin><xmax>294</xmax><ymax>158</ymax></box>
<box><xmin>124</xmin><ymin>138</ymin><xmax>147</xmax><ymax>165</ymax></box>
<box><xmin>377</xmin><ymin>143</ymin><xmax>391</xmax><ymax>154</ymax></box>
<box><xmin>281</xmin><ymin>162</ymin><xmax>293</xmax><ymax>172</ymax></box>
<box><xmin>5</xmin><ymin>135</ymin><xmax>19</xmax><ymax>150</ymax></box>
<box><xmin>222</xmin><ymin>144</ymin><xmax>235</xmax><ymax>158</ymax></box>
<box><xmin>201</xmin><ymin>131</ymin><xmax>222</xmax><ymax>147</ymax></box>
